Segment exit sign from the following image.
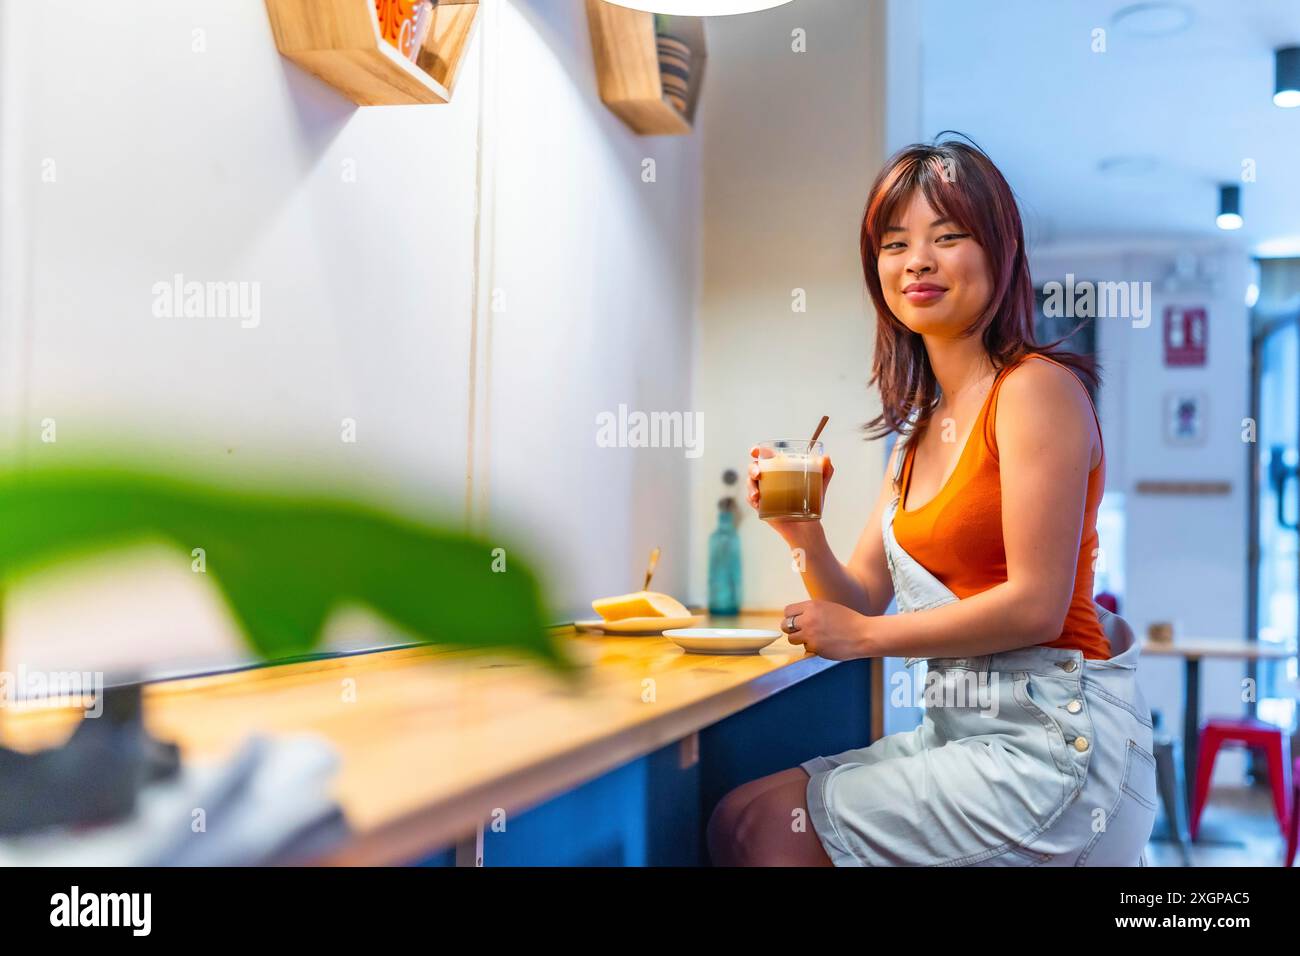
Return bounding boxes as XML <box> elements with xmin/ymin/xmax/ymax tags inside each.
<box><xmin>1164</xmin><ymin>306</ymin><xmax>1207</xmax><ymax>367</ymax></box>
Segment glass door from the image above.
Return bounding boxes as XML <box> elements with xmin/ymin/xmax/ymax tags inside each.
<box><xmin>1250</xmin><ymin>314</ymin><xmax>1299</xmax><ymax>730</ymax></box>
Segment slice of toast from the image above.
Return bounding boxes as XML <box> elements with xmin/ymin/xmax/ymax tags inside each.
<box><xmin>591</xmin><ymin>590</ymin><xmax>691</xmax><ymax>622</ymax></box>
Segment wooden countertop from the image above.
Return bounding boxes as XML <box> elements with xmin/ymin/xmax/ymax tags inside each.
<box><xmin>0</xmin><ymin>611</ymin><xmax>836</xmax><ymax>865</ymax></box>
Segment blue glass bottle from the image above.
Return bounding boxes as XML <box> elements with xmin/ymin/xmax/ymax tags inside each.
<box><xmin>708</xmin><ymin>498</ymin><xmax>742</xmax><ymax>617</ymax></box>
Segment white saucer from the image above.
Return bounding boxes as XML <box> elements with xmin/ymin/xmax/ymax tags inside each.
<box><xmin>662</xmin><ymin>627</ymin><xmax>782</xmax><ymax>654</ymax></box>
<box><xmin>573</xmin><ymin>614</ymin><xmax>706</xmax><ymax>635</ymax></box>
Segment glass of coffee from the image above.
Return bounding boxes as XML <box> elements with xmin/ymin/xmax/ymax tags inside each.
<box><xmin>755</xmin><ymin>440</ymin><xmax>825</xmax><ymax>521</ymax></box>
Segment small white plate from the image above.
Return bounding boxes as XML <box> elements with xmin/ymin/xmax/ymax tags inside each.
<box><xmin>573</xmin><ymin>615</ymin><xmax>706</xmax><ymax>635</ymax></box>
<box><xmin>662</xmin><ymin>627</ymin><xmax>782</xmax><ymax>655</ymax></box>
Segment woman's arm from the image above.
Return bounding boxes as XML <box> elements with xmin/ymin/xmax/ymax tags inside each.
<box><xmin>777</xmin><ymin>441</ymin><xmax>902</xmax><ymax>616</ymax></box>
<box><xmin>784</xmin><ymin>360</ymin><xmax>1096</xmax><ymax>661</ymax></box>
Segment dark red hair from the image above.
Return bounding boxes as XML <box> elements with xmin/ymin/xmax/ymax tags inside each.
<box><xmin>859</xmin><ymin>137</ymin><xmax>1099</xmax><ymax>441</ymax></box>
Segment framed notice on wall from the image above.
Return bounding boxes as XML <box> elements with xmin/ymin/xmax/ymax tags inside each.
<box><xmin>1164</xmin><ymin>390</ymin><xmax>1207</xmax><ymax>445</ymax></box>
<box><xmin>1163</xmin><ymin>306</ymin><xmax>1207</xmax><ymax>366</ymax></box>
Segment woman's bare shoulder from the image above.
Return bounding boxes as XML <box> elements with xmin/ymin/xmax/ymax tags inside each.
<box><xmin>1001</xmin><ymin>355</ymin><xmax>1089</xmax><ymax>404</ymax></box>
<box><xmin>994</xmin><ymin>356</ymin><xmax>1098</xmax><ymax>461</ymax></box>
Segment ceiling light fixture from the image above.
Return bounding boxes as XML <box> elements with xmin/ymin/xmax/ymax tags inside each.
<box><xmin>1111</xmin><ymin>2</ymin><xmax>1193</xmax><ymax>38</ymax></box>
<box><xmin>603</xmin><ymin>0</ymin><xmax>795</xmax><ymax>14</ymax></box>
<box><xmin>1097</xmin><ymin>155</ymin><xmax>1162</xmax><ymax>178</ymax></box>
<box><xmin>1274</xmin><ymin>46</ymin><xmax>1300</xmax><ymax>108</ymax></box>
<box><xmin>1254</xmin><ymin>236</ymin><xmax>1300</xmax><ymax>258</ymax></box>
<box><xmin>1216</xmin><ymin>184</ymin><xmax>1243</xmax><ymax>231</ymax></box>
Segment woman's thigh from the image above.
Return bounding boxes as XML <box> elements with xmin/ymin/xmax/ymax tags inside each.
<box><xmin>707</xmin><ymin>767</ymin><xmax>833</xmax><ymax>866</ymax></box>
<box><xmin>805</xmin><ymin>732</ymin><xmax>1078</xmax><ymax>866</ymax></box>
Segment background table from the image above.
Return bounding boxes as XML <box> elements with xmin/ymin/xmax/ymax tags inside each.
<box><xmin>1141</xmin><ymin>638</ymin><xmax>1296</xmax><ymax>833</ymax></box>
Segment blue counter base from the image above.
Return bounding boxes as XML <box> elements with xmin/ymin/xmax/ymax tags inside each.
<box><xmin>415</xmin><ymin>658</ymin><xmax>873</xmax><ymax>866</ymax></box>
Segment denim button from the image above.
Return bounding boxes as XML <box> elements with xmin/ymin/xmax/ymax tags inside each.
<box><xmin>1060</xmin><ymin>660</ymin><xmax>1078</xmax><ymax>673</ymax></box>
<box><xmin>1073</xmin><ymin>736</ymin><xmax>1089</xmax><ymax>753</ymax></box>
<box><xmin>1067</xmin><ymin>699</ymin><xmax>1083</xmax><ymax>714</ymax></box>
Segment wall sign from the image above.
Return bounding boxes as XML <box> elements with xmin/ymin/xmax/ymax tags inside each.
<box><xmin>1164</xmin><ymin>390</ymin><xmax>1207</xmax><ymax>445</ymax></box>
<box><xmin>1163</xmin><ymin>306</ymin><xmax>1207</xmax><ymax>366</ymax></box>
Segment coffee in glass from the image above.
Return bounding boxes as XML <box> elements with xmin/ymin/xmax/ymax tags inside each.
<box><xmin>755</xmin><ymin>440</ymin><xmax>825</xmax><ymax>521</ymax></box>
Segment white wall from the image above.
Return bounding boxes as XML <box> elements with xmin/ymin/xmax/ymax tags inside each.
<box><xmin>0</xmin><ymin>0</ymin><xmax>701</xmax><ymax>675</ymax></box>
<box><xmin>483</xmin><ymin>1</ymin><xmax>701</xmax><ymax>622</ymax></box>
<box><xmin>1032</xmin><ymin>241</ymin><xmax>1253</xmax><ymax>783</ymax></box>
<box><xmin>884</xmin><ymin>0</ymin><xmax>922</xmax><ymax>154</ymax></box>
<box><xmin>691</xmin><ymin>0</ymin><xmax>887</xmax><ymax>612</ymax></box>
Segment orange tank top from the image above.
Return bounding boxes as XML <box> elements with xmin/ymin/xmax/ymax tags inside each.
<box><xmin>892</xmin><ymin>352</ymin><xmax>1110</xmax><ymax>660</ymax></box>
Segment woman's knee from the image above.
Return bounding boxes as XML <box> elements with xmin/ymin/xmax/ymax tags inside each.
<box><xmin>709</xmin><ymin>769</ymin><xmax>830</xmax><ymax>866</ymax></box>
<box><xmin>707</xmin><ymin>768</ymin><xmax>809</xmax><ymax>865</ymax></box>
<box><xmin>706</xmin><ymin>788</ymin><xmax>745</xmax><ymax>864</ymax></box>
<box><xmin>733</xmin><ymin>779</ymin><xmax>832</xmax><ymax>866</ymax></box>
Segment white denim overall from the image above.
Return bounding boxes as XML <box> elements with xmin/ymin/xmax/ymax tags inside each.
<box><xmin>800</xmin><ymin>459</ymin><xmax>1159</xmax><ymax>866</ymax></box>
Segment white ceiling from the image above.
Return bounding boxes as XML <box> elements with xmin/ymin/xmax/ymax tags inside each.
<box><xmin>919</xmin><ymin>0</ymin><xmax>1300</xmax><ymax>255</ymax></box>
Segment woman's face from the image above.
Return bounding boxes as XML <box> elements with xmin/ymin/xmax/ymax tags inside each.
<box><xmin>877</xmin><ymin>190</ymin><xmax>993</xmax><ymax>337</ymax></box>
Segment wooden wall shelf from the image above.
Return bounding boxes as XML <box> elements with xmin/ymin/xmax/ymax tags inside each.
<box><xmin>586</xmin><ymin>1</ymin><xmax>707</xmax><ymax>135</ymax></box>
<box><xmin>266</xmin><ymin>0</ymin><xmax>480</xmax><ymax>106</ymax></box>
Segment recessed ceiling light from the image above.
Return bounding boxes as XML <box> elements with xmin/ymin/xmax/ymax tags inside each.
<box><xmin>1097</xmin><ymin>155</ymin><xmax>1162</xmax><ymax>177</ymax></box>
<box><xmin>1111</xmin><ymin>2</ymin><xmax>1194</xmax><ymax>38</ymax></box>
<box><xmin>603</xmin><ymin>0</ymin><xmax>794</xmax><ymax>14</ymax></box>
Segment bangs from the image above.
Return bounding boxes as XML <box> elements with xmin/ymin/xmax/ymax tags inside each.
<box><xmin>864</xmin><ymin>154</ymin><xmax>980</xmax><ymax>257</ymax></box>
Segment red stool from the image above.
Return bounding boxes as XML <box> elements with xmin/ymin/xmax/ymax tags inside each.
<box><xmin>1189</xmin><ymin>717</ymin><xmax>1292</xmax><ymax>841</ymax></box>
<box><xmin>1286</xmin><ymin>755</ymin><xmax>1299</xmax><ymax>867</ymax></box>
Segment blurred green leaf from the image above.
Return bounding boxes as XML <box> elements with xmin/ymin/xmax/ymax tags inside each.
<box><xmin>0</xmin><ymin>465</ymin><xmax>576</xmax><ymax>677</ymax></box>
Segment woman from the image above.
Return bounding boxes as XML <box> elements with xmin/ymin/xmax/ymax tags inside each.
<box><xmin>707</xmin><ymin>139</ymin><xmax>1158</xmax><ymax>867</ymax></box>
